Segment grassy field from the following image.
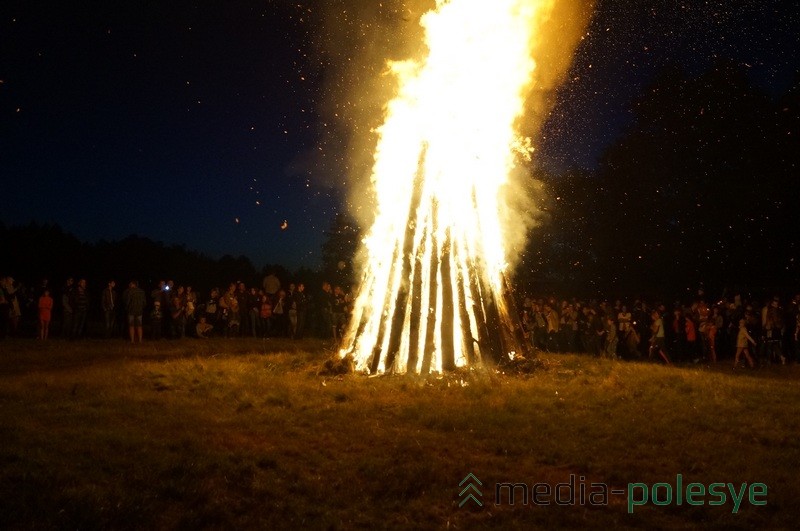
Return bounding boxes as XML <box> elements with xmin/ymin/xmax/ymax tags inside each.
<box><xmin>1</xmin><ymin>338</ymin><xmax>798</xmax><ymax>529</ymax></box>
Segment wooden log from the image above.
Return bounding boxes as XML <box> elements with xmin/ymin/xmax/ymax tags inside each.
<box><xmin>369</xmin><ymin>243</ymin><xmax>400</xmax><ymax>374</ymax></box>
<box><xmin>439</xmin><ymin>230</ymin><xmax>456</xmax><ymax>371</ymax></box>
<box><xmin>420</xmin><ymin>202</ymin><xmax>440</xmax><ymax>375</ymax></box>
<box><xmin>384</xmin><ymin>149</ymin><xmax>427</xmax><ymax>372</ymax></box>
<box><xmin>464</xmin><ymin>188</ymin><xmax>503</xmax><ymax>364</ymax></box>
<box><xmin>482</xmin><ymin>279</ymin><xmax>506</xmax><ymax>365</ymax></box>
<box><xmin>453</xmin><ymin>243</ymin><xmax>477</xmax><ymax>365</ymax></box>
<box><xmin>466</xmin><ymin>259</ymin><xmax>490</xmax><ymax>361</ymax></box>
<box><xmin>500</xmin><ymin>272</ymin><xmax>530</xmax><ymax>357</ymax></box>
<box><xmin>347</xmin><ymin>267</ymin><xmax>374</xmax><ymax>348</ymax></box>
<box><xmin>406</xmin><ymin>228</ymin><xmax>426</xmax><ymax>373</ymax></box>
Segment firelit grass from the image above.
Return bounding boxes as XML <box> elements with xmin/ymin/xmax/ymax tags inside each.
<box><xmin>0</xmin><ymin>338</ymin><xmax>798</xmax><ymax>529</ymax></box>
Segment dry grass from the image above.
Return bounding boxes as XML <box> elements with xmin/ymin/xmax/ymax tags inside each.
<box><xmin>1</xmin><ymin>338</ymin><xmax>798</xmax><ymax>529</ymax></box>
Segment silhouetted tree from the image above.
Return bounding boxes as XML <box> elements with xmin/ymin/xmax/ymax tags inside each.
<box><xmin>0</xmin><ymin>225</ymin><xmax>262</xmax><ymax>296</ymax></box>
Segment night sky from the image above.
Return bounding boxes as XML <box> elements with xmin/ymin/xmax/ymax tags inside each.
<box><xmin>2</xmin><ymin>0</ymin><xmax>796</xmax><ymax>271</ymax></box>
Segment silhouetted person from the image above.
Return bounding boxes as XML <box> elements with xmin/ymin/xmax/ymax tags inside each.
<box><xmin>123</xmin><ymin>280</ymin><xmax>146</xmax><ymax>344</ymax></box>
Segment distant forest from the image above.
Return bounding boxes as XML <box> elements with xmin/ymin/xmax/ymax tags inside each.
<box><xmin>521</xmin><ymin>59</ymin><xmax>799</xmax><ymax>299</ymax></box>
<box><xmin>0</xmin><ymin>214</ymin><xmax>360</xmax><ymax>297</ymax></box>
<box><xmin>3</xmin><ymin>60</ymin><xmax>798</xmax><ymax>301</ymax></box>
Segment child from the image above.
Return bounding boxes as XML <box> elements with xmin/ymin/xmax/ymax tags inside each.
<box><xmin>227</xmin><ymin>309</ymin><xmax>241</xmax><ymax>337</ymax></box>
<box><xmin>734</xmin><ymin>318</ymin><xmax>756</xmax><ymax>369</ymax></box>
<box><xmin>705</xmin><ymin>316</ymin><xmax>718</xmax><ymax>363</ymax></box>
<box><xmin>38</xmin><ymin>289</ymin><xmax>54</xmax><ymax>340</ymax></box>
<box><xmin>196</xmin><ymin>315</ymin><xmax>213</xmax><ymax>338</ymax></box>
<box><xmin>150</xmin><ymin>301</ymin><xmax>163</xmax><ymax>340</ymax></box>
<box><xmin>625</xmin><ymin>326</ymin><xmax>641</xmax><ymax>358</ymax></box>
<box><xmin>259</xmin><ymin>294</ymin><xmax>273</xmax><ymax>338</ymax></box>
<box><xmin>649</xmin><ymin>310</ymin><xmax>672</xmax><ymax>364</ymax></box>
<box><xmin>604</xmin><ymin>316</ymin><xmax>618</xmax><ymax>359</ymax></box>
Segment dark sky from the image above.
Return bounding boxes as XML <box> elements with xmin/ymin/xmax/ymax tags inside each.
<box><xmin>2</xmin><ymin>0</ymin><xmax>797</xmax><ymax>270</ymax></box>
<box><xmin>540</xmin><ymin>0</ymin><xmax>797</xmax><ymax>171</ymax></box>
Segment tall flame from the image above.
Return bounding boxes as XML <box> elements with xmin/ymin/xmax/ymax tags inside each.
<box><xmin>340</xmin><ymin>0</ymin><xmax>554</xmax><ymax>374</ymax></box>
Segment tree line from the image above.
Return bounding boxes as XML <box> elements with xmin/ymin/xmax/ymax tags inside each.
<box><xmin>523</xmin><ymin>59</ymin><xmax>799</xmax><ymax>299</ymax></box>
<box><xmin>4</xmin><ymin>59</ymin><xmax>798</xmax><ymax>301</ymax></box>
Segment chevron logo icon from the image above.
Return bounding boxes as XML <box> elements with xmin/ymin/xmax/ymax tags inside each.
<box><xmin>458</xmin><ymin>473</ymin><xmax>484</xmax><ymax>507</ymax></box>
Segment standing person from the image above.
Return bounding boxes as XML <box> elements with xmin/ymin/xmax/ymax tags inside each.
<box><xmin>60</xmin><ymin>277</ymin><xmax>74</xmax><ymax>338</ymax></box>
<box><xmin>670</xmin><ymin>308</ymin><xmax>687</xmax><ymax>363</ymax></box>
<box><xmin>649</xmin><ymin>310</ymin><xmax>672</xmax><ymax>364</ymax></box>
<box><xmin>582</xmin><ymin>307</ymin><xmax>602</xmax><ymax>357</ymax></box>
<box><xmin>2</xmin><ymin>277</ymin><xmax>22</xmax><ymax>336</ymax></box>
<box><xmin>617</xmin><ymin>305</ymin><xmax>632</xmax><ymax>334</ymax></box>
<box><xmin>202</xmin><ymin>288</ymin><xmax>220</xmax><ymax>334</ymax></box>
<box><xmin>150</xmin><ymin>302</ymin><xmax>163</xmax><ymax>340</ymax></box>
<box><xmin>761</xmin><ymin>297</ymin><xmax>785</xmax><ymax>365</ymax></box>
<box><xmin>262</xmin><ymin>270</ymin><xmax>281</xmax><ymax>301</ymax></box>
<box><xmin>705</xmin><ymin>315</ymin><xmax>718</xmax><ymax>363</ymax></box>
<box><xmin>71</xmin><ymin>279</ymin><xmax>89</xmax><ymax>339</ymax></box>
<box><xmin>712</xmin><ymin>304</ymin><xmax>726</xmax><ymax>359</ymax></box>
<box><xmin>617</xmin><ymin>305</ymin><xmax>632</xmax><ymax>357</ymax></box>
<box><xmin>632</xmin><ymin>300</ymin><xmax>649</xmax><ymax>352</ymax></box>
<box><xmin>219</xmin><ymin>283</ymin><xmax>239</xmax><ymax>337</ymax></box>
<box><xmin>562</xmin><ymin>303</ymin><xmax>578</xmax><ymax>353</ymax></box>
<box><xmin>170</xmin><ymin>286</ymin><xmax>187</xmax><ymax>339</ymax></box>
<box><xmin>226</xmin><ymin>296</ymin><xmax>241</xmax><ymax>337</ymax></box>
<box><xmin>579</xmin><ymin>306</ymin><xmax>592</xmax><ymax>355</ymax></box>
<box><xmin>184</xmin><ymin>286</ymin><xmax>197</xmax><ymax>337</ymax></box>
<box><xmin>734</xmin><ymin>318</ymin><xmax>756</xmax><ymax>369</ymax></box>
<box><xmin>685</xmin><ymin>314</ymin><xmax>699</xmax><ymax>362</ymax></box>
<box><xmin>287</xmin><ymin>283</ymin><xmax>299</xmax><ymax>339</ymax></box>
<box><xmin>236</xmin><ymin>282</ymin><xmax>249</xmax><ymax>337</ymax></box>
<box><xmin>150</xmin><ymin>280</ymin><xmax>168</xmax><ymax>339</ymax></box>
<box><xmin>38</xmin><ymin>289</ymin><xmax>54</xmax><ymax>340</ymax></box>
<box><xmin>544</xmin><ymin>304</ymin><xmax>560</xmax><ymax>352</ymax></box>
<box><xmin>247</xmin><ymin>287</ymin><xmax>261</xmax><ymax>338</ymax></box>
<box><xmin>102</xmin><ymin>280</ymin><xmax>117</xmax><ymax>338</ymax></box>
<box><xmin>794</xmin><ymin>309</ymin><xmax>800</xmax><ymax>364</ymax></box>
<box><xmin>163</xmin><ymin>280</ymin><xmax>175</xmax><ymax>337</ymax></box>
<box><xmin>259</xmin><ymin>291</ymin><xmax>273</xmax><ymax>337</ymax></box>
<box><xmin>272</xmin><ymin>289</ymin><xmax>287</xmax><ymax>337</ymax></box>
<box><xmin>31</xmin><ymin>278</ymin><xmax>50</xmax><ymax>306</ymax></box>
<box><xmin>286</xmin><ymin>282</ymin><xmax>297</xmax><ymax>301</ymax></box>
<box><xmin>0</xmin><ymin>278</ymin><xmax>9</xmax><ymax>339</ymax></box>
<box><xmin>150</xmin><ymin>280</ymin><xmax>166</xmax><ymax>305</ymax></box>
<box><xmin>123</xmin><ymin>280</ymin><xmax>146</xmax><ymax>344</ymax></box>
<box><xmin>624</xmin><ymin>324</ymin><xmax>642</xmax><ymax>358</ymax></box>
<box><xmin>294</xmin><ymin>283</ymin><xmax>308</xmax><ymax>339</ymax></box>
<box><xmin>531</xmin><ymin>303</ymin><xmax>547</xmax><ymax>351</ymax></box>
<box><xmin>604</xmin><ymin>315</ymin><xmax>618</xmax><ymax>359</ymax></box>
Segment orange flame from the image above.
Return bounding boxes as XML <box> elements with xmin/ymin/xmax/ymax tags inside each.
<box><xmin>340</xmin><ymin>0</ymin><xmax>555</xmax><ymax>373</ymax></box>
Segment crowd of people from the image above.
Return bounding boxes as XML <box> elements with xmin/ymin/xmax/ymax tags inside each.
<box><xmin>519</xmin><ymin>292</ymin><xmax>800</xmax><ymax>368</ymax></box>
<box><xmin>2</xmin><ymin>273</ymin><xmax>799</xmax><ymax>369</ymax></box>
<box><xmin>0</xmin><ymin>273</ymin><xmax>354</xmax><ymax>344</ymax></box>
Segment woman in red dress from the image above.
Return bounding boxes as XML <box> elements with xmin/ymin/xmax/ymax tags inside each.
<box><xmin>38</xmin><ymin>289</ymin><xmax>54</xmax><ymax>340</ymax></box>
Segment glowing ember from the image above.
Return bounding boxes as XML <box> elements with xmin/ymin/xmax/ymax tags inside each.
<box><xmin>340</xmin><ymin>0</ymin><xmax>554</xmax><ymax>374</ymax></box>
